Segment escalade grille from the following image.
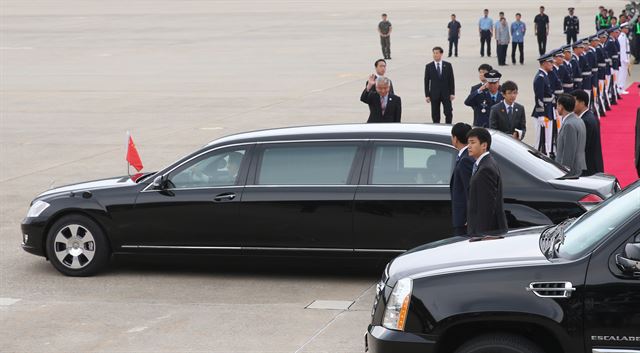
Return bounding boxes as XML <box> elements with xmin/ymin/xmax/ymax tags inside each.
<box><xmin>526</xmin><ymin>282</ymin><xmax>576</xmax><ymax>298</ymax></box>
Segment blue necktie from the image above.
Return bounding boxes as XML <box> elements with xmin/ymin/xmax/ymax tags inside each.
<box><xmin>472</xmin><ymin>163</ymin><xmax>478</xmax><ymax>175</ymax></box>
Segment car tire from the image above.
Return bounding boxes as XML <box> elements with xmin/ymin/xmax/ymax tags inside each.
<box><xmin>46</xmin><ymin>214</ymin><xmax>110</xmax><ymax>276</ymax></box>
<box><xmin>454</xmin><ymin>333</ymin><xmax>544</xmax><ymax>353</ymax></box>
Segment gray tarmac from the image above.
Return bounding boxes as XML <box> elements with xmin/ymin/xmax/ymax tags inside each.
<box><xmin>1</xmin><ymin>0</ymin><xmax>637</xmax><ymax>352</ymax></box>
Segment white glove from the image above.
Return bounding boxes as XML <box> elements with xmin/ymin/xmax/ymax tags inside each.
<box><xmin>537</xmin><ymin>116</ymin><xmax>546</xmax><ymax>127</ymax></box>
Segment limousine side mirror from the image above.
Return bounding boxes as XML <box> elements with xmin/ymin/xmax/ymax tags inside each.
<box><xmin>152</xmin><ymin>175</ymin><xmax>168</xmax><ymax>190</ymax></box>
<box><xmin>615</xmin><ymin>243</ymin><xmax>640</xmax><ymax>277</ymax></box>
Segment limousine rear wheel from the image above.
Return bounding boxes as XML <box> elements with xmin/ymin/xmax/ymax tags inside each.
<box><xmin>454</xmin><ymin>333</ymin><xmax>543</xmax><ymax>353</ymax></box>
<box><xmin>46</xmin><ymin>214</ymin><xmax>110</xmax><ymax>277</ymax></box>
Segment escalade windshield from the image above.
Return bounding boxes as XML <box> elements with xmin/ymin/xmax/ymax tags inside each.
<box><xmin>558</xmin><ymin>183</ymin><xmax>640</xmax><ymax>260</ymax></box>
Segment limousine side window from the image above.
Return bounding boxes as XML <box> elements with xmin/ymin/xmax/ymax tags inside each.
<box><xmin>169</xmin><ymin>149</ymin><xmax>246</xmax><ymax>188</ymax></box>
<box><xmin>257</xmin><ymin>145</ymin><xmax>358</xmax><ymax>185</ymax></box>
<box><xmin>371</xmin><ymin>144</ymin><xmax>455</xmax><ymax>185</ymax></box>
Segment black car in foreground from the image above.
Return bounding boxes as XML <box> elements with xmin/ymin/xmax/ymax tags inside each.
<box><xmin>366</xmin><ymin>180</ymin><xmax>640</xmax><ymax>353</ymax></box>
<box><xmin>21</xmin><ymin>124</ymin><xmax>619</xmax><ymax>276</ymax></box>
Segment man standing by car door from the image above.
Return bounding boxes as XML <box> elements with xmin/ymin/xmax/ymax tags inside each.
<box><xmin>449</xmin><ymin>123</ymin><xmax>474</xmax><ymax>236</ymax></box>
<box><xmin>466</xmin><ymin>128</ymin><xmax>508</xmax><ymax>236</ymax></box>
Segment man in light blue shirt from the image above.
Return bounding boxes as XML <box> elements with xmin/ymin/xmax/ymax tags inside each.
<box><xmin>478</xmin><ymin>9</ymin><xmax>494</xmax><ymax>57</ymax></box>
<box><xmin>511</xmin><ymin>13</ymin><xmax>526</xmax><ymax>65</ymax></box>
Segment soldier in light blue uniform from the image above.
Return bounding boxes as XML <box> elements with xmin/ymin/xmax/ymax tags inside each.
<box><xmin>532</xmin><ymin>53</ymin><xmax>555</xmax><ymax>155</ymax></box>
<box><xmin>464</xmin><ymin>70</ymin><xmax>504</xmax><ymax>127</ymax></box>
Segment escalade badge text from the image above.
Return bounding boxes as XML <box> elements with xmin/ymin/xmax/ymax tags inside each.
<box><xmin>591</xmin><ymin>335</ymin><xmax>640</xmax><ymax>342</ymax></box>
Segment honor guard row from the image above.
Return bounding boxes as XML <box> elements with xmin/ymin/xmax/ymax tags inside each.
<box><xmin>531</xmin><ymin>23</ymin><xmax>629</xmax><ymax>157</ymax></box>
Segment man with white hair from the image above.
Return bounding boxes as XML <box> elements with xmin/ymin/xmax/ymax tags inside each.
<box><xmin>361</xmin><ymin>76</ymin><xmax>402</xmax><ymax>123</ymax></box>
<box><xmin>617</xmin><ymin>23</ymin><xmax>631</xmax><ymax>94</ymax></box>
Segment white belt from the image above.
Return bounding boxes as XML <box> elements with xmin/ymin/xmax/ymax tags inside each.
<box><xmin>574</xmin><ymin>78</ymin><xmax>583</xmax><ymax>82</ymax></box>
<box><xmin>554</xmin><ymin>90</ymin><xmax>563</xmax><ymax>94</ymax></box>
<box><xmin>582</xmin><ymin>72</ymin><xmax>591</xmax><ymax>76</ymax></box>
<box><xmin>543</xmin><ymin>97</ymin><xmax>554</xmax><ymax>102</ymax></box>
<box><xmin>591</xmin><ymin>68</ymin><xmax>598</xmax><ymax>72</ymax></box>
<box><xmin>562</xmin><ymin>83</ymin><xmax>574</xmax><ymax>88</ymax></box>
<box><xmin>598</xmin><ymin>63</ymin><xmax>606</xmax><ymax>67</ymax></box>
<box><xmin>535</xmin><ymin>107</ymin><xmax>544</xmax><ymax>112</ymax></box>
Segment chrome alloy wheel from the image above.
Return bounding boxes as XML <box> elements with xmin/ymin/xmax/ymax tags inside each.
<box><xmin>53</xmin><ymin>224</ymin><xmax>96</xmax><ymax>269</ymax></box>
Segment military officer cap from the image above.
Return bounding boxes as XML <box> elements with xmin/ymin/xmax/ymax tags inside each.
<box><xmin>537</xmin><ymin>52</ymin><xmax>554</xmax><ymax>63</ymax></box>
<box><xmin>562</xmin><ymin>45</ymin><xmax>573</xmax><ymax>52</ymax></box>
<box><xmin>597</xmin><ymin>30</ymin><xmax>609</xmax><ymax>38</ymax></box>
<box><xmin>568</xmin><ymin>7</ymin><xmax>575</xmax><ymax>10</ymax></box>
<box><xmin>553</xmin><ymin>49</ymin><xmax>564</xmax><ymax>57</ymax></box>
<box><xmin>589</xmin><ymin>35</ymin><xmax>600</xmax><ymax>43</ymax></box>
<box><xmin>620</xmin><ymin>22</ymin><xmax>630</xmax><ymax>29</ymax></box>
<box><xmin>581</xmin><ymin>38</ymin><xmax>590</xmax><ymax>45</ymax></box>
<box><xmin>608</xmin><ymin>26</ymin><xmax>620</xmax><ymax>33</ymax></box>
<box><xmin>572</xmin><ymin>40</ymin><xmax>585</xmax><ymax>48</ymax></box>
<box><xmin>484</xmin><ymin>70</ymin><xmax>502</xmax><ymax>83</ymax></box>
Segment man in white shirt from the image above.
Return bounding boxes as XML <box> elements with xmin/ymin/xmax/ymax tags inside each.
<box><xmin>617</xmin><ymin>23</ymin><xmax>631</xmax><ymax>94</ymax></box>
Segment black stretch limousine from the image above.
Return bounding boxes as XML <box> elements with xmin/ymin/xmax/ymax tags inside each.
<box><xmin>21</xmin><ymin>124</ymin><xmax>619</xmax><ymax>276</ymax></box>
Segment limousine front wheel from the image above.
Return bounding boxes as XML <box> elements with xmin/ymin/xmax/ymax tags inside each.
<box><xmin>454</xmin><ymin>333</ymin><xmax>543</xmax><ymax>353</ymax></box>
<box><xmin>46</xmin><ymin>215</ymin><xmax>109</xmax><ymax>276</ymax></box>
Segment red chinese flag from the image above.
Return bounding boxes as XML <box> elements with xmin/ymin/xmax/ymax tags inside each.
<box><xmin>126</xmin><ymin>134</ymin><xmax>144</xmax><ymax>172</ymax></box>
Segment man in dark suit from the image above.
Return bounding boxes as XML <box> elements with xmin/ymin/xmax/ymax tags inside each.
<box><xmin>360</xmin><ymin>76</ymin><xmax>401</xmax><ymax>123</ymax></box>
<box><xmin>571</xmin><ymin>90</ymin><xmax>603</xmax><ymax>176</ymax></box>
<box><xmin>449</xmin><ymin>123</ymin><xmax>474</xmax><ymax>236</ymax></box>
<box><xmin>489</xmin><ymin>80</ymin><xmax>526</xmax><ymax>140</ymax></box>
<box><xmin>466</xmin><ymin>127</ymin><xmax>508</xmax><ymax>236</ymax></box>
<box><xmin>424</xmin><ymin>46</ymin><xmax>455</xmax><ymax>124</ymax></box>
<box><xmin>365</xmin><ymin>59</ymin><xmax>394</xmax><ymax>95</ymax></box>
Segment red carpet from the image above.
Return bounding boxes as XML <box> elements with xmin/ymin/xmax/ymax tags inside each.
<box><xmin>600</xmin><ymin>82</ymin><xmax>639</xmax><ymax>188</ymax></box>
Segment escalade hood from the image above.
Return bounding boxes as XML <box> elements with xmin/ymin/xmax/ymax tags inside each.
<box><xmin>37</xmin><ymin>176</ymin><xmax>139</xmax><ymax>199</ymax></box>
<box><xmin>386</xmin><ymin>227</ymin><xmax>550</xmax><ymax>285</ymax></box>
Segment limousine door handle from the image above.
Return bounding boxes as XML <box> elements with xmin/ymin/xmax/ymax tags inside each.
<box><xmin>213</xmin><ymin>193</ymin><xmax>236</xmax><ymax>202</ymax></box>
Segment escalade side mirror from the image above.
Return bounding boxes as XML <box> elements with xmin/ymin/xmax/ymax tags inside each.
<box><xmin>615</xmin><ymin>243</ymin><xmax>640</xmax><ymax>277</ymax></box>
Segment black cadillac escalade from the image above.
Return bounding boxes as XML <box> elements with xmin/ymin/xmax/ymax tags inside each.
<box><xmin>366</xmin><ymin>180</ymin><xmax>640</xmax><ymax>353</ymax></box>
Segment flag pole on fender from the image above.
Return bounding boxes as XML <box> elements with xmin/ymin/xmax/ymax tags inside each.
<box><xmin>126</xmin><ymin>131</ymin><xmax>144</xmax><ymax>176</ymax></box>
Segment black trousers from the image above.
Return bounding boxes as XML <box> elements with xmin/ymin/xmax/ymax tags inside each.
<box><xmin>452</xmin><ymin>226</ymin><xmax>467</xmax><ymax>237</ymax></box>
<box><xmin>480</xmin><ymin>30</ymin><xmax>492</xmax><ymax>56</ymax></box>
<box><xmin>566</xmin><ymin>31</ymin><xmax>577</xmax><ymax>44</ymax></box>
<box><xmin>497</xmin><ymin>43</ymin><xmax>508</xmax><ymax>65</ymax></box>
<box><xmin>511</xmin><ymin>42</ymin><xmax>524</xmax><ymax>64</ymax></box>
<box><xmin>537</xmin><ymin>33</ymin><xmax>547</xmax><ymax>55</ymax></box>
<box><xmin>430</xmin><ymin>95</ymin><xmax>453</xmax><ymax>124</ymax></box>
<box><xmin>448</xmin><ymin>38</ymin><xmax>458</xmax><ymax>56</ymax></box>
<box><xmin>380</xmin><ymin>36</ymin><xmax>390</xmax><ymax>58</ymax></box>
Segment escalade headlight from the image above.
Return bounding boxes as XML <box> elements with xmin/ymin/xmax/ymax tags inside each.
<box><xmin>26</xmin><ymin>200</ymin><xmax>50</xmax><ymax>218</ymax></box>
<box><xmin>382</xmin><ymin>278</ymin><xmax>412</xmax><ymax>331</ymax></box>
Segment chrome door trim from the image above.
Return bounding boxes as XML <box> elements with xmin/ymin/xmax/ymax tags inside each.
<box><xmin>121</xmin><ymin>245</ymin><xmax>242</xmax><ymax>250</ymax></box>
<box><xmin>244</xmin><ymin>184</ymin><xmax>357</xmax><ymax>188</ymax></box>
<box><xmin>143</xmin><ymin>137</ymin><xmax>457</xmax><ymax>192</ymax></box>
<box><xmin>120</xmin><ymin>245</ymin><xmax>405</xmax><ymax>253</ymax></box>
<box><xmin>592</xmin><ymin>349</ymin><xmax>640</xmax><ymax>353</ymax></box>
